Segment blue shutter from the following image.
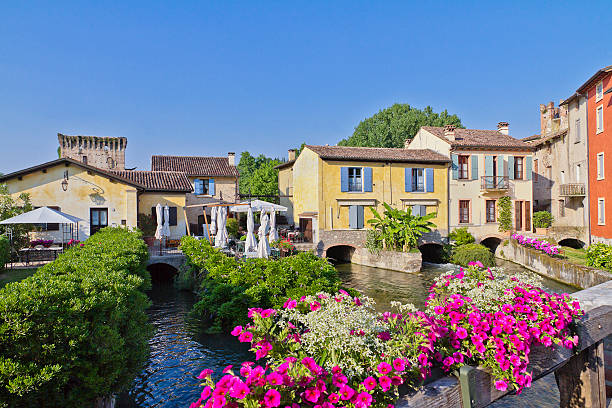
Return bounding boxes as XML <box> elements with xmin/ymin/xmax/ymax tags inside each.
<box><xmin>484</xmin><ymin>155</ymin><xmax>493</xmax><ymax>177</ymax></box>
<box><xmin>341</xmin><ymin>167</ymin><xmax>349</xmax><ymax>192</ymax></box>
<box><xmin>497</xmin><ymin>155</ymin><xmax>505</xmax><ymax>178</ymax></box>
<box><xmin>357</xmin><ymin>206</ymin><xmax>364</xmax><ymax>229</ymax></box>
<box><xmin>525</xmin><ymin>157</ymin><xmax>532</xmax><ymax>180</ymax></box>
<box><xmin>194</xmin><ymin>179</ymin><xmax>203</xmax><ymax>195</ymax></box>
<box><xmin>364</xmin><ymin>167</ymin><xmax>373</xmax><ymax>192</ymax></box>
<box><xmin>426</xmin><ymin>168</ymin><xmax>434</xmax><ymax>192</ymax></box>
<box><xmin>451</xmin><ymin>154</ymin><xmax>459</xmax><ymax>180</ymax></box>
<box><xmin>421</xmin><ymin>205</ymin><xmax>427</xmax><ymax>217</ymax></box>
<box><xmin>508</xmin><ymin>156</ymin><xmax>515</xmax><ymax>180</ymax></box>
<box><xmin>209</xmin><ymin>178</ymin><xmax>215</xmax><ymax>196</ymax></box>
<box><xmin>349</xmin><ymin>205</ymin><xmax>357</xmax><ymax>229</ymax></box>
<box><xmin>471</xmin><ymin>156</ymin><xmax>479</xmax><ymax>180</ymax></box>
<box><xmin>405</xmin><ymin>168</ymin><xmax>413</xmax><ymax>192</ymax></box>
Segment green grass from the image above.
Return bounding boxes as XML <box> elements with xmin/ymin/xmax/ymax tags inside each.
<box><xmin>559</xmin><ymin>246</ymin><xmax>587</xmax><ymax>266</ymax></box>
<box><xmin>0</xmin><ymin>268</ymin><xmax>37</xmax><ymax>287</ymax></box>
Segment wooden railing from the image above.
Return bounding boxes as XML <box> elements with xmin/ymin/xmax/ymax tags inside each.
<box><xmin>480</xmin><ymin>176</ymin><xmax>509</xmax><ymax>190</ymax></box>
<box><xmin>396</xmin><ymin>280</ymin><xmax>612</xmax><ymax>408</ymax></box>
<box><xmin>560</xmin><ymin>183</ymin><xmax>586</xmax><ymax>197</ymax></box>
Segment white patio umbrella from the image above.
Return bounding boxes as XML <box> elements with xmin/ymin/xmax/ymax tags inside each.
<box><xmin>214</xmin><ymin>206</ymin><xmax>228</xmax><ymax>248</ymax></box>
<box><xmin>162</xmin><ymin>205</ymin><xmax>171</xmax><ymax>238</ymax></box>
<box><xmin>245</xmin><ymin>206</ymin><xmax>258</xmax><ymax>252</ymax></box>
<box><xmin>154</xmin><ymin>203</ymin><xmax>163</xmax><ymax>240</ymax></box>
<box><xmin>209</xmin><ymin>206</ymin><xmax>217</xmax><ymax>236</ymax></box>
<box><xmin>0</xmin><ymin>207</ymin><xmax>84</xmax><ymax>225</ymax></box>
<box><xmin>257</xmin><ymin>211</ymin><xmax>270</xmax><ymax>258</ymax></box>
<box><xmin>229</xmin><ymin>200</ymin><xmax>287</xmax><ymax>213</ymax></box>
<box><xmin>268</xmin><ymin>210</ymin><xmax>279</xmax><ymax>244</ymax></box>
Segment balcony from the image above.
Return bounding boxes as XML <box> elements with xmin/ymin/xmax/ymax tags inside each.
<box><xmin>559</xmin><ymin>183</ymin><xmax>586</xmax><ymax>197</ymax></box>
<box><xmin>481</xmin><ymin>176</ymin><xmax>509</xmax><ymax>191</ymax></box>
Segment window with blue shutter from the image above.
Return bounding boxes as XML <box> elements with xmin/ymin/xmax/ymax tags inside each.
<box><xmin>357</xmin><ymin>205</ymin><xmax>364</xmax><ymax>229</ymax></box>
<box><xmin>412</xmin><ymin>205</ymin><xmax>427</xmax><ymax>217</ymax></box>
<box><xmin>451</xmin><ymin>154</ymin><xmax>459</xmax><ymax>180</ymax></box>
<box><xmin>471</xmin><ymin>156</ymin><xmax>479</xmax><ymax>180</ymax></box>
<box><xmin>508</xmin><ymin>156</ymin><xmax>515</xmax><ymax>180</ymax></box>
<box><xmin>525</xmin><ymin>157</ymin><xmax>532</xmax><ymax>181</ymax></box>
<box><xmin>341</xmin><ymin>167</ymin><xmax>349</xmax><ymax>192</ymax></box>
<box><xmin>194</xmin><ymin>179</ymin><xmax>203</xmax><ymax>195</ymax></box>
<box><xmin>209</xmin><ymin>178</ymin><xmax>215</xmax><ymax>196</ymax></box>
<box><xmin>426</xmin><ymin>168</ymin><xmax>434</xmax><ymax>192</ymax></box>
<box><xmin>497</xmin><ymin>155</ymin><xmax>505</xmax><ymax>178</ymax></box>
<box><xmin>363</xmin><ymin>167</ymin><xmax>373</xmax><ymax>192</ymax></box>
<box><xmin>349</xmin><ymin>205</ymin><xmax>357</xmax><ymax>228</ymax></box>
<box><xmin>405</xmin><ymin>168</ymin><xmax>413</xmax><ymax>192</ymax></box>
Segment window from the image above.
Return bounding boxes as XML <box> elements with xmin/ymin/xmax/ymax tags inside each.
<box><xmin>458</xmin><ymin>155</ymin><xmax>469</xmax><ymax>179</ymax></box>
<box><xmin>534</xmin><ymin>159</ymin><xmax>538</xmax><ymax>182</ymax></box>
<box><xmin>411</xmin><ymin>205</ymin><xmax>427</xmax><ymax>217</ymax></box>
<box><xmin>90</xmin><ymin>208</ymin><xmax>108</xmax><ymax>235</ymax></box>
<box><xmin>559</xmin><ymin>199</ymin><xmax>565</xmax><ymax>217</ymax></box>
<box><xmin>348</xmin><ymin>205</ymin><xmax>364</xmax><ymax>229</ymax></box>
<box><xmin>348</xmin><ymin>167</ymin><xmax>362</xmax><ymax>192</ymax></box>
<box><xmin>598</xmin><ymin>198</ymin><xmax>605</xmax><ymax>225</ymax></box>
<box><xmin>514</xmin><ymin>157</ymin><xmax>524</xmax><ymax>180</ymax></box>
<box><xmin>576</xmin><ymin>164</ymin><xmax>581</xmax><ymax>183</ymax></box>
<box><xmin>151</xmin><ymin>206</ymin><xmax>178</xmax><ymax>226</ymax></box>
<box><xmin>459</xmin><ymin>200</ymin><xmax>470</xmax><ymax>224</ymax></box>
<box><xmin>575</xmin><ymin>118</ymin><xmax>581</xmax><ymax>143</ymax></box>
<box><xmin>597</xmin><ymin>105</ymin><xmax>604</xmax><ymax>133</ymax></box>
<box><xmin>82</xmin><ymin>155</ymin><xmax>88</xmax><ymax>164</ymax></box>
<box><xmin>597</xmin><ymin>153</ymin><xmax>605</xmax><ymax>180</ymax></box>
<box><xmin>194</xmin><ymin>178</ymin><xmax>215</xmax><ymax>195</ymax></box>
<box><xmin>412</xmin><ymin>168</ymin><xmax>425</xmax><ymax>192</ymax></box>
<box><xmin>596</xmin><ymin>81</ymin><xmax>603</xmax><ymax>102</ymax></box>
<box><xmin>486</xmin><ymin>200</ymin><xmax>496</xmax><ymax>223</ymax></box>
<box><xmin>560</xmin><ymin>170</ymin><xmax>565</xmax><ymax>185</ymax></box>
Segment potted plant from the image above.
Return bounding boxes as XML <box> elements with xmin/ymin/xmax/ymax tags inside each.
<box><xmin>271</xmin><ymin>239</ymin><xmax>296</xmax><ymax>257</ymax></box>
<box><xmin>138</xmin><ymin>213</ymin><xmax>157</xmax><ymax>247</ymax></box>
<box><xmin>533</xmin><ymin>211</ymin><xmax>554</xmax><ymax>235</ymax></box>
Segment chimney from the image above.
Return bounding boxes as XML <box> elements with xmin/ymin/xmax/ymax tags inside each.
<box><xmin>288</xmin><ymin>149</ymin><xmax>296</xmax><ymax>161</ymax></box>
<box><xmin>497</xmin><ymin>122</ymin><xmax>509</xmax><ymax>135</ymax></box>
<box><xmin>444</xmin><ymin>124</ymin><xmax>456</xmax><ymax>140</ymax></box>
<box><xmin>227</xmin><ymin>152</ymin><xmax>235</xmax><ymax>166</ymax></box>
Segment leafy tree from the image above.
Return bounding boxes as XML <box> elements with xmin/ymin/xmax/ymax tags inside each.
<box><xmin>339</xmin><ymin>104</ymin><xmax>463</xmax><ymax>148</ymax></box>
<box><xmin>0</xmin><ymin>184</ymin><xmax>33</xmax><ymax>250</ymax></box>
<box><xmin>237</xmin><ymin>152</ymin><xmax>282</xmax><ymax>196</ymax></box>
<box><xmin>448</xmin><ymin>227</ymin><xmax>476</xmax><ymax>247</ymax></box>
<box><xmin>368</xmin><ymin>203</ymin><xmax>437</xmax><ymax>251</ymax></box>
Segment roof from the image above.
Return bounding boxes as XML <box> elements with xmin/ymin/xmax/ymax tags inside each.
<box><xmin>575</xmin><ymin>65</ymin><xmax>612</xmax><ymax>93</ymax></box>
<box><xmin>420</xmin><ymin>126</ymin><xmax>533</xmax><ymax>151</ymax></box>
<box><xmin>110</xmin><ymin>171</ymin><xmax>193</xmax><ymax>192</ymax></box>
<box><xmin>524</xmin><ymin>128</ymin><xmax>569</xmax><ymax>147</ymax></box>
<box><xmin>274</xmin><ymin>159</ymin><xmax>295</xmax><ymax>170</ymax></box>
<box><xmin>151</xmin><ymin>155</ymin><xmax>239</xmax><ymax>177</ymax></box>
<box><xmin>304</xmin><ymin>145</ymin><xmax>449</xmax><ymax>163</ymax></box>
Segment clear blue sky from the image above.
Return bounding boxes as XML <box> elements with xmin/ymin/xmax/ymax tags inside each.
<box><xmin>1</xmin><ymin>1</ymin><xmax>611</xmax><ymax>173</ymax></box>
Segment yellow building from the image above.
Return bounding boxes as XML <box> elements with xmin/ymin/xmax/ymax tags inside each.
<box><xmin>277</xmin><ymin>145</ymin><xmax>450</xmax><ymax>255</ymax></box>
<box><xmin>0</xmin><ymin>158</ymin><xmax>192</xmax><ymax>241</ymax></box>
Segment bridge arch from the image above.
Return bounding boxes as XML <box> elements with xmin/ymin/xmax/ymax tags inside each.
<box><xmin>418</xmin><ymin>242</ymin><xmax>446</xmax><ymax>263</ymax></box>
<box><xmin>324</xmin><ymin>244</ymin><xmax>357</xmax><ymax>263</ymax></box>
<box><xmin>558</xmin><ymin>238</ymin><xmax>586</xmax><ymax>249</ymax></box>
<box><xmin>480</xmin><ymin>236</ymin><xmax>504</xmax><ymax>253</ymax></box>
<box><xmin>147</xmin><ymin>262</ymin><xmax>179</xmax><ymax>283</ymax></box>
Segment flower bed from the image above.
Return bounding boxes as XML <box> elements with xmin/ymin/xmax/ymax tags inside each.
<box><xmin>511</xmin><ymin>234</ymin><xmax>561</xmax><ymax>256</ymax></box>
<box><xmin>191</xmin><ymin>263</ymin><xmax>582</xmax><ymax>407</ymax></box>
<box><xmin>29</xmin><ymin>239</ymin><xmax>53</xmax><ymax>248</ymax></box>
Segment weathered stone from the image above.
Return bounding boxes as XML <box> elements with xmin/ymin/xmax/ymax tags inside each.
<box><xmin>351</xmin><ymin>248</ymin><xmax>422</xmax><ymax>274</ymax></box>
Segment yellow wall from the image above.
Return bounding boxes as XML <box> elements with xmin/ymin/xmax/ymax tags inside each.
<box><xmin>3</xmin><ymin>163</ymin><xmax>138</xmax><ymax>242</ymax></box>
<box><xmin>292</xmin><ymin>148</ymin><xmax>321</xmax><ymax>222</ymax></box>
<box><xmin>277</xmin><ymin>166</ymin><xmax>294</xmax><ymax>223</ymax></box>
<box><xmin>138</xmin><ymin>192</ymin><xmax>187</xmax><ymax>239</ymax></box>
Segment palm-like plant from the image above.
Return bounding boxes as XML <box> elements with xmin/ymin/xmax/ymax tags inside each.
<box><xmin>367</xmin><ymin>203</ymin><xmax>437</xmax><ymax>251</ymax></box>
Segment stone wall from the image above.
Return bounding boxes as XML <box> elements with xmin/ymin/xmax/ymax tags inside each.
<box><xmin>496</xmin><ymin>240</ymin><xmax>610</xmax><ymax>289</ymax></box>
<box><xmin>58</xmin><ymin>134</ymin><xmax>127</xmax><ymax>171</ymax></box>
<box><xmin>350</xmin><ymin>248</ymin><xmax>422</xmax><ymax>274</ymax></box>
<box><xmin>316</xmin><ymin>229</ymin><xmax>367</xmax><ymax>256</ymax></box>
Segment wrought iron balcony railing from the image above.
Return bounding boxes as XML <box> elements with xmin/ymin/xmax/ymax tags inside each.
<box><xmin>559</xmin><ymin>183</ymin><xmax>586</xmax><ymax>196</ymax></box>
<box><xmin>481</xmin><ymin>176</ymin><xmax>509</xmax><ymax>190</ymax></box>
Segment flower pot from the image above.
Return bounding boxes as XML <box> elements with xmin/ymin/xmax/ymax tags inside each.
<box><xmin>535</xmin><ymin>227</ymin><xmax>549</xmax><ymax>235</ymax></box>
<box><xmin>143</xmin><ymin>236</ymin><xmax>156</xmax><ymax>247</ymax></box>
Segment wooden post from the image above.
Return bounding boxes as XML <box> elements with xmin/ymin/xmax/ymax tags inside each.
<box><xmin>203</xmin><ymin>207</ymin><xmax>212</xmax><ymax>245</ymax></box>
<box><xmin>183</xmin><ymin>207</ymin><xmax>190</xmax><ymax>236</ymax></box>
<box><xmin>555</xmin><ymin>340</ymin><xmax>607</xmax><ymax>408</ymax></box>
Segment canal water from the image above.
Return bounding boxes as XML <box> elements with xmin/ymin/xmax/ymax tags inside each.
<box><xmin>117</xmin><ymin>260</ymin><xmax>576</xmax><ymax>408</ymax></box>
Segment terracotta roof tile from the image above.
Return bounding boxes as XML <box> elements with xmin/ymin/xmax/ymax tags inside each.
<box><xmin>305</xmin><ymin>145</ymin><xmax>449</xmax><ymax>163</ymax></box>
<box><xmin>421</xmin><ymin>126</ymin><xmax>533</xmax><ymax>151</ymax></box>
<box><xmin>151</xmin><ymin>155</ymin><xmax>239</xmax><ymax>177</ymax></box>
<box><xmin>110</xmin><ymin>171</ymin><xmax>193</xmax><ymax>192</ymax></box>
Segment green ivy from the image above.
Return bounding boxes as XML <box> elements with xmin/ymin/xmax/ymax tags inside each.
<box><xmin>497</xmin><ymin>196</ymin><xmax>512</xmax><ymax>232</ymax></box>
<box><xmin>533</xmin><ymin>211</ymin><xmax>554</xmax><ymax>228</ymax></box>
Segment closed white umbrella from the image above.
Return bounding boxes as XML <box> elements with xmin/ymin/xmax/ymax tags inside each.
<box><xmin>245</xmin><ymin>206</ymin><xmax>258</xmax><ymax>252</ymax></box>
<box><xmin>209</xmin><ymin>207</ymin><xmax>217</xmax><ymax>236</ymax></box>
<box><xmin>162</xmin><ymin>205</ymin><xmax>171</xmax><ymax>238</ymax></box>
<box><xmin>268</xmin><ymin>210</ymin><xmax>279</xmax><ymax>244</ymax></box>
<box><xmin>257</xmin><ymin>211</ymin><xmax>270</xmax><ymax>258</ymax></box>
<box><xmin>154</xmin><ymin>203</ymin><xmax>163</xmax><ymax>240</ymax></box>
<box><xmin>214</xmin><ymin>206</ymin><xmax>228</xmax><ymax>248</ymax></box>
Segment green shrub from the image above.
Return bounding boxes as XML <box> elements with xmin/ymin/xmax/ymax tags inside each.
<box><xmin>533</xmin><ymin>211</ymin><xmax>554</xmax><ymax>228</ymax></box>
<box><xmin>586</xmin><ymin>243</ymin><xmax>612</xmax><ymax>271</ymax></box>
<box><xmin>180</xmin><ymin>236</ymin><xmax>345</xmax><ymax>333</ymax></box>
<box><xmin>226</xmin><ymin>218</ymin><xmax>239</xmax><ymax>238</ymax></box>
<box><xmin>0</xmin><ymin>235</ymin><xmax>9</xmax><ymax>271</ymax></box>
<box><xmin>137</xmin><ymin>212</ymin><xmax>157</xmax><ymax>236</ymax></box>
<box><xmin>497</xmin><ymin>196</ymin><xmax>512</xmax><ymax>232</ymax></box>
<box><xmin>365</xmin><ymin>229</ymin><xmax>383</xmax><ymax>254</ymax></box>
<box><xmin>451</xmin><ymin>243</ymin><xmax>495</xmax><ymax>267</ymax></box>
<box><xmin>0</xmin><ymin>227</ymin><xmax>152</xmax><ymax>406</ymax></box>
<box><xmin>448</xmin><ymin>227</ymin><xmax>475</xmax><ymax>246</ymax></box>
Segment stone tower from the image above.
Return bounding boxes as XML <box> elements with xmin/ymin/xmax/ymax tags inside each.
<box><xmin>58</xmin><ymin>133</ymin><xmax>127</xmax><ymax>170</ymax></box>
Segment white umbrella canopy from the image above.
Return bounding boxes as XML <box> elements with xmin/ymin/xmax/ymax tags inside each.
<box><xmin>154</xmin><ymin>203</ymin><xmax>163</xmax><ymax>240</ymax></box>
<box><xmin>257</xmin><ymin>211</ymin><xmax>270</xmax><ymax>258</ymax></box>
<box><xmin>209</xmin><ymin>206</ymin><xmax>217</xmax><ymax>236</ymax></box>
<box><xmin>0</xmin><ymin>207</ymin><xmax>84</xmax><ymax>225</ymax></box>
<box><xmin>229</xmin><ymin>200</ymin><xmax>287</xmax><ymax>213</ymax></box>
<box><xmin>245</xmin><ymin>206</ymin><xmax>258</xmax><ymax>252</ymax></box>
<box><xmin>214</xmin><ymin>206</ymin><xmax>228</xmax><ymax>248</ymax></box>
<box><xmin>268</xmin><ymin>210</ymin><xmax>279</xmax><ymax>243</ymax></box>
<box><xmin>162</xmin><ymin>205</ymin><xmax>171</xmax><ymax>238</ymax></box>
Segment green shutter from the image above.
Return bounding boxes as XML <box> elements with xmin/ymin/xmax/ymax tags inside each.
<box><xmin>508</xmin><ymin>156</ymin><xmax>515</xmax><ymax>180</ymax></box>
<box><xmin>525</xmin><ymin>157</ymin><xmax>532</xmax><ymax>180</ymax></box>
<box><xmin>451</xmin><ymin>154</ymin><xmax>459</xmax><ymax>180</ymax></box>
<box><xmin>471</xmin><ymin>156</ymin><xmax>479</xmax><ymax>180</ymax></box>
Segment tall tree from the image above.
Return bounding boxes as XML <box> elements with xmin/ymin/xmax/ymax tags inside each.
<box><xmin>237</xmin><ymin>152</ymin><xmax>282</xmax><ymax>196</ymax></box>
<box><xmin>338</xmin><ymin>104</ymin><xmax>463</xmax><ymax>148</ymax></box>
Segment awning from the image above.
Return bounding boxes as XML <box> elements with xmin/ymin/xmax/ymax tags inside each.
<box><xmin>229</xmin><ymin>199</ymin><xmax>287</xmax><ymax>213</ymax></box>
<box><xmin>0</xmin><ymin>207</ymin><xmax>84</xmax><ymax>225</ymax></box>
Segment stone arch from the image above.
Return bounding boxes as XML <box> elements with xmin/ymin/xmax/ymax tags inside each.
<box><xmin>558</xmin><ymin>238</ymin><xmax>586</xmax><ymax>249</ymax></box>
<box><xmin>324</xmin><ymin>244</ymin><xmax>357</xmax><ymax>263</ymax></box>
<box><xmin>480</xmin><ymin>236</ymin><xmax>504</xmax><ymax>253</ymax></box>
<box><xmin>146</xmin><ymin>262</ymin><xmax>179</xmax><ymax>283</ymax></box>
<box><xmin>418</xmin><ymin>243</ymin><xmax>446</xmax><ymax>264</ymax></box>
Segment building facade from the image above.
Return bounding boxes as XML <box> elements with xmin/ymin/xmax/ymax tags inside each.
<box><xmin>407</xmin><ymin>124</ymin><xmax>534</xmax><ymax>247</ymax></box>
<box><xmin>58</xmin><ymin>133</ymin><xmax>127</xmax><ymax>171</ymax></box>
<box><xmin>279</xmin><ymin>145</ymin><xmax>450</xmax><ymax>255</ymax></box>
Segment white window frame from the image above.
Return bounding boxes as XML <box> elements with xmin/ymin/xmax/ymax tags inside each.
<box><xmin>598</xmin><ymin>198</ymin><xmax>605</xmax><ymax>225</ymax></box>
<box><xmin>347</xmin><ymin>167</ymin><xmax>363</xmax><ymax>192</ymax></box>
<box><xmin>575</xmin><ymin>118</ymin><xmax>581</xmax><ymax>143</ymax></box>
<box><xmin>560</xmin><ymin>170</ymin><xmax>565</xmax><ymax>185</ymax></box>
<box><xmin>597</xmin><ymin>105</ymin><xmax>604</xmax><ymax>134</ymax></box>
<box><xmin>596</xmin><ymin>81</ymin><xmax>603</xmax><ymax>102</ymax></box>
<box><xmin>576</xmin><ymin>164</ymin><xmax>581</xmax><ymax>183</ymax></box>
<box><xmin>597</xmin><ymin>152</ymin><xmax>605</xmax><ymax>180</ymax></box>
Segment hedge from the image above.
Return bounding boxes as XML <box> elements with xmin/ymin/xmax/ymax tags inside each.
<box><xmin>0</xmin><ymin>235</ymin><xmax>8</xmax><ymax>272</ymax></box>
<box><xmin>450</xmin><ymin>243</ymin><xmax>495</xmax><ymax>268</ymax></box>
<box><xmin>586</xmin><ymin>243</ymin><xmax>612</xmax><ymax>271</ymax></box>
<box><xmin>0</xmin><ymin>227</ymin><xmax>152</xmax><ymax>407</ymax></box>
<box><xmin>180</xmin><ymin>236</ymin><xmax>349</xmax><ymax>333</ymax></box>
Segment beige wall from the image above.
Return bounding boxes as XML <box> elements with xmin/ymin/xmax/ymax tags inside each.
<box><xmin>185</xmin><ymin>175</ymin><xmax>238</xmax><ymax>231</ymax></box>
<box><xmin>3</xmin><ymin>163</ymin><xmax>137</xmax><ymax>242</ymax></box>
<box><xmin>138</xmin><ymin>192</ymin><xmax>187</xmax><ymax>239</ymax></box>
<box><xmin>278</xmin><ymin>166</ymin><xmax>294</xmax><ymax>224</ymax></box>
<box><xmin>291</xmin><ymin>148</ymin><xmax>321</xmax><ymax>239</ymax></box>
<box><xmin>406</xmin><ymin>129</ymin><xmax>452</xmax><ymax>156</ymax></box>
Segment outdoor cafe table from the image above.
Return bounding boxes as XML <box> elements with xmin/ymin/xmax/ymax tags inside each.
<box><xmin>19</xmin><ymin>246</ymin><xmax>63</xmax><ymax>265</ymax></box>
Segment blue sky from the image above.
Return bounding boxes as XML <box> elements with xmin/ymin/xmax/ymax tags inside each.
<box><xmin>1</xmin><ymin>1</ymin><xmax>611</xmax><ymax>173</ymax></box>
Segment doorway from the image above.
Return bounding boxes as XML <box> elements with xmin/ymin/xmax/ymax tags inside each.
<box><xmin>90</xmin><ymin>208</ymin><xmax>108</xmax><ymax>235</ymax></box>
<box><xmin>299</xmin><ymin>218</ymin><xmax>313</xmax><ymax>242</ymax></box>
